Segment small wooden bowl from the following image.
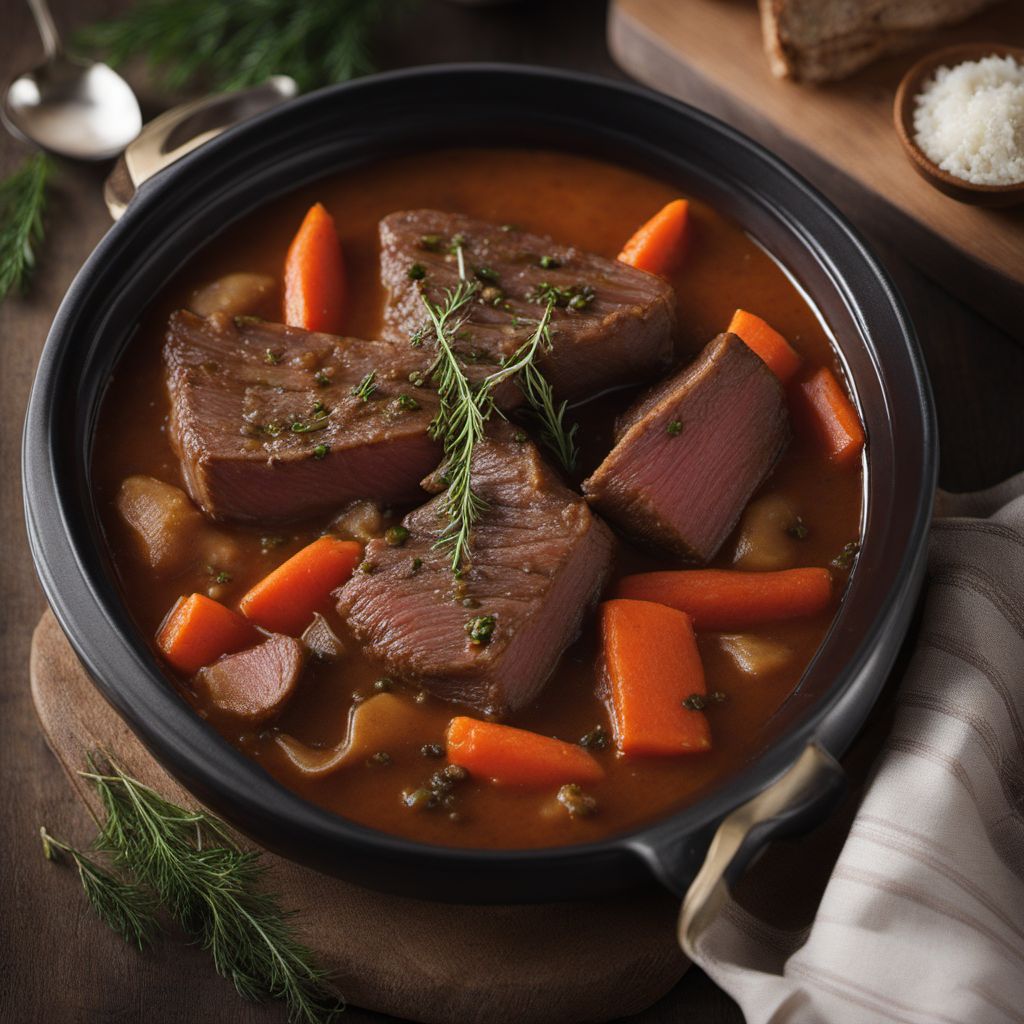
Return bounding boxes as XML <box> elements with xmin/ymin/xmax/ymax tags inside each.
<box><xmin>894</xmin><ymin>42</ymin><xmax>1024</xmax><ymax>208</ymax></box>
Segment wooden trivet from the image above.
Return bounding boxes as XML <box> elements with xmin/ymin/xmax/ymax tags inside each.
<box><xmin>29</xmin><ymin>609</ymin><xmax>688</xmax><ymax>1024</ymax></box>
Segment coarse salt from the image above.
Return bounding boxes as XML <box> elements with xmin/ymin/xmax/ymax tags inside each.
<box><xmin>913</xmin><ymin>54</ymin><xmax>1024</xmax><ymax>186</ymax></box>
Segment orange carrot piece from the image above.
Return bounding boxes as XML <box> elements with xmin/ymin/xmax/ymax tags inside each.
<box><xmin>728</xmin><ymin>309</ymin><xmax>802</xmax><ymax>384</ymax></box>
<box><xmin>614</xmin><ymin>568</ymin><xmax>833</xmax><ymax>632</ymax></box>
<box><xmin>446</xmin><ymin>717</ymin><xmax>604</xmax><ymax>788</ymax></box>
<box><xmin>283</xmin><ymin>202</ymin><xmax>347</xmax><ymax>333</ymax></box>
<box><xmin>240</xmin><ymin>536</ymin><xmax>362</xmax><ymax>635</ymax></box>
<box><xmin>601</xmin><ymin>599</ymin><xmax>711</xmax><ymax>757</ymax></box>
<box><xmin>156</xmin><ymin>593</ymin><xmax>258</xmax><ymax>675</ymax></box>
<box><xmin>617</xmin><ymin>199</ymin><xmax>690</xmax><ymax>276</ymax></box>
<box><xmin>793</xmin><ymin>367</ymin><xmax>865</xmax><ymax>467</ymax></box>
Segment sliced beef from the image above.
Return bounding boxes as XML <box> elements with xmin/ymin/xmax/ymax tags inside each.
<box><xmin>336</xmin><ymin>429</ymin><xmax>616</xmax><ymax>716</ymax></box>
<box><xmin>379</xmin><ymin>210</ymin><xmax>675</xmax><ymax>404</ymax></box>
<box><xmin>196</xmin><ymin>633</ymin><xmax>304</xmax><ymax>724</ymax></box>
<box><xmin>582</xmin><ymin>333</ymin><xmax>790</xmax><ymax>563</ymax></box>
<box><xmin>164</xmin><ymin>310</ymin><xmax>441</xmax><ymax>523</ymax></box>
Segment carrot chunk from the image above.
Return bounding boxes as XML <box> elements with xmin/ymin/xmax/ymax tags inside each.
<box><xmin>156</xmin><ymin>593</ymin><xmax>258</xmax><ymax>675</ymax></box>
<box><xmin>446</xmin><ymin>717</ymin><xmax>604</xmax><ymax>788</ymax></box>
<box><xmin>283</xmin><ymin>202</ymin><xmax>347</xmax><ymax>333</ymax></box>
<box><xmin>617</xmin><ymin>199</ymin><xmax>690</xmax><ymax>276</ymax></box>
<box><xmin>240</xmin><ymin>536</ymin><xmax>362</xmax><ymax>635</ymax></box>
<box><xmin>614</xmin><ymin>568</ymin><xmax>833</xmax><ymax>632</ymax></box>
<box><xmin>600</xmin><ymin>599</ymin><xmax>711</xmax><ymax>757</ymax></box>
<box><xmin>727</xmin><ymin>309</ymin><xmax>802</xmax><ymax>384</ymax></box>
<box><xmin>793</xmin><ymin>367</ymin><xmax>865</xmax><ymax>467</ymax></box>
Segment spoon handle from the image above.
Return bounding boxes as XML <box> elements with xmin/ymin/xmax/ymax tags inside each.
<box><xmin>27</xmin><ymin>0</ymin><xmax>62</xmax><ymax>60</ymax></box>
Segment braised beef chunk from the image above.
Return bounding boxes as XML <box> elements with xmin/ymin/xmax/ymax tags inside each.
<box><xmin>164</xmin><ymin>310</ymin><xmax>441</xmax><ymax>523</ymax></box>
<box><xmin>380</xmin><ymin>210</ymin><xmax>675</xmax><ymax>403</ymax></box>
<box><xmin>583</xmin><ymin>333</ymin><xmax>790</xmax><ymax>563</ymax></box>
<box><xmin>336</xmin><ymin>429</ymin><xmax>616</xmax><ymax>716</ymax></box>
<box><xmin>196</xmin><ymin>633</ymin><xmax>304</xmax><ymax>724</ymax></box>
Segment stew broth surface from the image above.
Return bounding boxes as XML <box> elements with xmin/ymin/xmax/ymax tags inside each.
<box><xmin>93</xmin><ymin>148</ymin><xmax>863</xmax><ymax>849</ymax></box>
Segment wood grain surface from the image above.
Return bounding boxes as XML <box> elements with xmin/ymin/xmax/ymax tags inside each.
<box><xmin>3</xmin><ymin>2</ymin><xmax>1024</xmax><ymax>1022</ymax></box>
<box><xmin>609</xmin><ymin>0</ymin><xmax>1024</xmax><ymax>342</ymax></box>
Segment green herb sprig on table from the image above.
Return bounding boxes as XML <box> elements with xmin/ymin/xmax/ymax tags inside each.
<box><xmin>77</xmin><ymin>0</ymin><xmax>402</xmax><ymax>93</ymax></box>
<box><xmin>41</xmin><ymin>758</ymin><xmax>342</xmax><ymax>1024</ymax></box>
<box><xmin>0</xmin><ymin>153</ymin><xmax>49</xmax><ymax>303</ymax></box>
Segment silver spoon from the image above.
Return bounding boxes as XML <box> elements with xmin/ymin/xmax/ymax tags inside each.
<box><xmin>2</xmin><ymin>0</ymin><xmax>142</xmax><ymax>160</ymax></box>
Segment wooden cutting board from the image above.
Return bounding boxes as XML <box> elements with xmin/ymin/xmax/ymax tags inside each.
<box><xmin>29</xmin><ymin>609</ymin><xmax>689</xmax><ymax>1024</ymax></box>
<box><xmin>608</xmin><ymin>0</ymin><xmax>1024</xmax><ymax>342</ymax></box>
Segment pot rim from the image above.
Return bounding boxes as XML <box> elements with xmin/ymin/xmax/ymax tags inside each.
<box><xmin>22</xmin><ymin>62</ymin><xmax>937</xmax><ymax>893</ymax></box>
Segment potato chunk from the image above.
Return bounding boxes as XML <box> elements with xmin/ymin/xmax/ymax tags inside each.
<box><xmin>116</xmin><ymin>475</ymin><xmax>239</xmax><ymax>579</ymax></box>
<box><xmin>732</xmin><ymin>494</ymin><xmax>804</xmax><ymax>571</ymax></box>
<box><xmin>189</xmin><ymin>272</ymin><xmax>276</xmax><ymax>319</ymax></box>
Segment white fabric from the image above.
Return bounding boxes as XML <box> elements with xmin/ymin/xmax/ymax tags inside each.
<box><xmin>690</xmin><ymin>475</ymin><xmax>1024</xmax><ymax>1024</ymax></box>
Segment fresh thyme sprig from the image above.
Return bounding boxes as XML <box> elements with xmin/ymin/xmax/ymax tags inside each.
<box><xmin>422</xmin><ymin>263</ymin><xmax>486</xmax><ymax>572</ymax></box>
<box><xmin>40</xmin><ymin>826</ymin><xmax>159</xmax><ymax>950</ymax></box>
<box><xmin>421</xmin><ymin>246</ymin><xmax>580</xmax><ymax>571</ymax></box>
<box><xmin>77</xmin><ymin>0</ymin><xmax>404</xmax><ymax>93</ymax></box>
<box><xmin>484</xmin><ymin>304</ymin><xmax>578</xmax><ymax>473</ymax></box>
<box><xmin>0</xmin><ymin>153</ymin><xmax>49</xmax><ymax>302</ymax></box>
<box><xmin>42</xmin><ymin>759</ymin><xmax>342</xmax><ymax>1024</ymax></box>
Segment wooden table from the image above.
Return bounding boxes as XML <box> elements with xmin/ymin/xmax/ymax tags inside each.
<box><xmin>2</xmin><ymin>2</ymin><xmax>1022</xmax><ymax>1022</ymax></box>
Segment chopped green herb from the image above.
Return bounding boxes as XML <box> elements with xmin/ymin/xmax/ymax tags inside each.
<box><xmin>409</xmin><ymin>325</ymin><xmax>427</xmax><ymax>348</ymax></box>
<box><xmin>407</xmin><ymin>263</ymin><xmax>426</xmax><ymax>281</ymax></box>
<box><xmin>395</xmin><ymin>393</ymin><xmax>420</xmax><ymax>411</ymax></box>
<box><xmin>408</xmin><ymin>369</ymin><xmax>425</xmax><ymax>387</ymax></box>
<box><xmin>264</xmin><ymin>348</ymin><xmax>282</xmax><ymax>365</ymax></box>
<box><xmin>667</xmin><ymin>420</ymin><xmax>683</xmax><ymax>436</ymax></box>
<box><xmin>420</xmin><ymin>743</ymin><xmax>445</xmax><ymax>759</ymax></box>
<box><xmin>313</xmin><ymin>370</ymin><xmax>331</xmax><ymax>387</ymax></box>
<box><xmin>465</xmin><ymin>614</ymin><xmax>496</xmax><ymax>646</ymax></box>
<box><xmin>682</xmin><ymin>693</ymin><xmax>707</xmax><ymax>711</ymax></box>
<box><xmin>410</xmin><ymin>556</ymin><xmax>423</xmax><ymax>575</ymax></box>
<box><xmin>557</xmin><ymin>783</ymin><xmax>597</xmax><ymax>818</ymax></box>
<box><xmin>312</xmin><ymin>443</ymin><xmax>329</xmax><ymax>460</ymax></box>
<box><xmin>787</xmin><ymin>518</ymin><xmax>809</xmax><ymax>540</ymax></box>
<box><xmin>359</xmin><ymin>560</ymin><xmax>376</xmax><ymax>575</ymax></box>
<box><xmin>208</xmin><ymin>567</ymin><xmax>232</xmax><ymax>585</ymax></box>
<box><xmin>402</xmin><ymin>787</ymin><xmax>438</xmax><ymax>811</ymax></box>
<box><xmin>539</xmin><ymin>255</ymin><xmax>560</xmax><ymax>270</ymax></box>
<box><xmin>448</xmin><ymin>233</ymin><xmax>467</xmax><ymax>254</ymax></box>
<box><xmin>529</xmin><ymin>281</ymin><xmax>595</xmax><ymax>311</ymax></box>
<box><xmin>351</xmin><ymin>371</ymin><xmax>377</xmax><ymax>401</ymax></box>
<box><xmin>578</xmin><ymin>725</ymin><xmax>610</xmax><ymax>751</ymax></box>
<box><xmin>420</xmin><ymin>234</ymin><xmax>442</xmax><ymax>252</ymax></box>
<box><xmin>474</xmin><ymin>266</ymin><xmax>499</xmax><ymax>283</ymax></box>
<box><xmin>832</xmin><ymin>540</ymin><xmax>860</xmax><ymax>570</ymax></box>
<box><xmin>385</xmin><ymin>525</ymin><xmax>410</xmax><ymax>547</ymax></box>
<box><xmin>512</xmin><ymin>430</ymin><xmax>528</xmax><ymax>443</ymax></box>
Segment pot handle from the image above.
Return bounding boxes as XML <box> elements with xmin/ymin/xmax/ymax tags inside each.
<box><xmin>676</xmin><ymin>743</ymin><xmax>844</xmax><ymax>956</ymax></box>
<box><xmin>103</xmin><ymin>76</ymin><xmax>298</xmax><ymax>220</ymax></box>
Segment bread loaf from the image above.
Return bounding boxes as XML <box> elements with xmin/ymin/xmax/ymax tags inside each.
<box><xmin>759</xmin><ymin>0</ymin><xmax>1005</xmax><ymax>82</ymax></box>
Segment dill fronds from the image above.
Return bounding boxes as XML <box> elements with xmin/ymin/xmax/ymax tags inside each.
<box><xmin>0</xmin><ymin>153</ymin><xmax>49</xmax><ymax>302</ymax></box>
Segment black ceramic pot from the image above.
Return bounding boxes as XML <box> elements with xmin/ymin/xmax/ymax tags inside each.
<box><xmin>23</xmin><ymin>65</ymin><xmax>937</xmax><ymax>906</ymax></box>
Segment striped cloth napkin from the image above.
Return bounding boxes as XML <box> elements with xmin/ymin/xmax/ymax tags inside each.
<box><xmin>690</xmin><ymin>474</ymin><xmax>1024</xmax><ymax>1024</ymax></box>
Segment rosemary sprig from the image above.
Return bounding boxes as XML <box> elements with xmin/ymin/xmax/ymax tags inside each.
<box><xmin>77</xmin><ymin>0</ymin><xmax>402</xmax><ymax>93</ymax></box>
<box><xmin>0</xmin><ymin>153</ymin><xmax>49</xmax><ymax>302</ymax></box>
<box><xmin>39</xmin><ymin>827</ymin><xmax>159</xmax><ymax>950</ymax></box>
<box><xmin>422</xmin><ymin>266</ymin><xmax>486</xmax><ymax>572</ymax></box>
<box><xmin>484</xmin><ymin>304</ymin><xmax>578</xmax><ymax>473</ymax></box>
<box><xmin>43</xmin><ymin>759</ymin><xmax>342</xmax><ymax>1024</ymax></box>
<box><xmin>421</xmin><ymin>246</ymin><xmax>580</xmax><ymax>571</ymax></box>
